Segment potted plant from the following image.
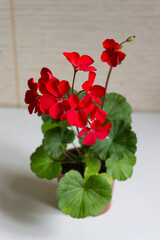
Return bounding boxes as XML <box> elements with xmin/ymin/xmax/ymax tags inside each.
<box><xmin>24</xmin><ymin>36</ymin><xmax>137</xmax><ymax>218</ymax></box>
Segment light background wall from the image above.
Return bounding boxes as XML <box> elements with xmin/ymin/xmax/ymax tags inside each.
<box><xmin>0</xmin><ymin>0</ymin><xmax>160</xmax><ymax>112</ymax></box>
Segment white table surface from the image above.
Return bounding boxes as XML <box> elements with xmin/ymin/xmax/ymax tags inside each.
<box><xmin>0</xmin><ymin>108</ymin><xmax>160</xmax><ymax>240</ymax></box>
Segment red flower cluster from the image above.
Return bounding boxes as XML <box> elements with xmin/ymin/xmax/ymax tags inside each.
<box><xmin>101</xmin><ymin>39</ymin><xmax>126</xmax><ymax>67</ymax></box>
<box><xmin>25</xmin><ymin>49</ymin><xmax>114</xmax><ymax>145</ymax></box>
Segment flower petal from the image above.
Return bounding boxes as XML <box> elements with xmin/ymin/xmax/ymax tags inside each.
<box><xmin>95</xmin><ymin>109</ymin><xmax>107</xmax><ymax>123</ymax></box>
<box><xmin>100</xmin><ymin>122</ymin><xmax>112</xmax><ymax>131</ymax></box>
<box><xmin>82</xmin><ymin>81</ymin><xmax>91</xmax><ymax>92</ymax></box>
<box><xmin>25</xmin><ymin>90</ymin><xmax>35</xmax><ymax>104</ymax></box>
<box><xmin>28</xmin><ymin>78</ymin><xmax>37</xmax><ymax>92</ymax></box>
<box><xmin>78</xmin><ymin>127</ymin><xmax>90</xmax><ymax>138</ymax></box>
<box><xmin>63</xmin><ymin>52</ymin><xmax>80</xmax><ymax>67</ymax></box>
<box><xmin>88</xmin><ymin>72</ymin><xmax>96</xmax><ymax>85</ymax></box>
<box><xmin>39</xmin><ymin>94</ymin><xmax>57</xmax><ymax>114</ymax></box>
<box><xmin>58</xmin><ymin>80</ymin><xmax>70</xmax><ymax>97</ymax></box>
<box><xmin>95</xmin><ymin>129</ymin><xmax>110</xmax><ymax>140</ymax></box>
<box><xmin>67</xmin><ymin>109</ymin><xmax>77</xmax><ymax>126</ymax></box>
<box><xmin>74</xmin><ymin>111</ymin><xmax>88</xmax><ymax>128</ymax></box>
<box><xmin>38</xmin><ymin>68</ymin><xmax>54</xmax><ymax>94</ymax></box>
<box><xmin>46</xmin><ymin>78</ymin><xmax>60</xmax><ymax>97</ymax></box>
<box><xmin>90</xmin><ymin>85</ymin><xmax>106</xmax><ymax>97</ymax></box>
<box><xmin>49</xmin><ymin>102</ymin><xmax>64</xmax><ymax>119</ymax></box>
<box><xmin>117</xmin><ymin>50</ymin><xmax>126</xmax><ymax>62</ymax></box>
<box><xmin>79</xmin><ymin>95</ymin><xmax>92</xmax><ymax>109</ymax></box>
<box><xmin>69</xmin><ymin>94</ymin><xmax>79</xmax><ymax>109</ymax></box>
<box><xmin>90</xmin><ymin>120</ymin><xmax>101</xmax><ymax>129</ymax></box>
<box><xmin>62</xmin><ymin>99</ymin><xmax>70</xmax><ymax>111</ymax></box>
<box><xmin>83</xmin><ymin>131</ymin><xmax>97</xmax><ymax>145</ymax></box>
<box><xmin>102</xmin><ymin>39</ymin><xmax>116</xmax><ymax>49</ymax></box>
<box><xmin>78</xmin><ymin>55</ymin><xmax>94</xmax><ymax>67</ymax></box>
<box><xmin>90</xmin><ymin>94</ymin><xmax>102</xmax><ymax>105</ymax></box>
<box><xmin>77</xmin><ymin>66</ymin><xmax>97</xmax><ymax>72</ymax></box>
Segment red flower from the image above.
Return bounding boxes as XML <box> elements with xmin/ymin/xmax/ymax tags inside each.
<box><xmin>101</xmin><ymin>39</ymin><xmax>126</xmax><ymax>67</ymax></box>
<box><xmin>40</xmin><ymin>78</ymin><xmax>70</xmax><ymax>119</ymax></box>
<box><xmin>61</xmin><ymin>94</ymin><xmax>92</xmax><ymax>128</ymax></box>
<box><xmin>24</xmin><ymin>78</ymin><xmax>41</xmax><ymax>115</ymax></box>
<box><xmin>38</xmin><ymin>67</ymin><xmax>59</xmax><ymax>94</ymax></box>
<box><xmin>63</xmin><ymin>52</ymin><xmax>97</xmax><ymax>72</ymax></box>
<box><xmin>82</xmin><ymin>72</ymin><xmax>106</xmax><ymax>105</ymax></box>
<box><xmin>78</xmin><ymin>120</ymin><xmax>112</xmax><ymax>145</ymax></box>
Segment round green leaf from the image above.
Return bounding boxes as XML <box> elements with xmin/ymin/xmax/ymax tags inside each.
<box><xmin>43</xmin><ymin>127</ymin><xmax>75</xmax><ymax>158</ymax></box>
<box><xmin>56</xmin><ymin>170</ymin><xmax>112</xmax><ymax>218</ymax></box>
<box><xmin>30</xmin><ymin>146</ymin><xmax>62</xmax><ymax>180</ymax></box>
<box><xmin>86</xmin><ymin>157</ymin><xmax>101</xmax><ymax>172</ymax></box>
<box><xmin>103</xmin><ymin>93</ymin><xmax>132</xmax><ymax>124</ymax></box>
<box><xmin>93</xmin><ymin>120</ymin><xmax>137</xmax><ymax>160</ymax></box>
<box><xmin>106</xmin><ymin>155</ymin><xmax>136</xmax><ymax>181</ymax></box>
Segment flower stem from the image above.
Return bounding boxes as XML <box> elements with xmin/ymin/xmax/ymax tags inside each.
<box><xmin>101</xmin><ymin>66</ymin><xmax>112</xmax><ymax>109</ymax></box>
<box><xmin>72</xmin><ymin>142</ymin><xmax>81</xmax><ymax>155</ymax></box>
<box><xmin>76</xmin><ymin>126</ymin><xmax>79</xmax><ymax>135</ymax></box>
<box><xmin>72</xmin><ymin>69</ymin><xmax>77</xmax><ymax>94</ymax></box>
<box><xmin>77</xmin><ymin>90</ymin><xmax>84</xmax><ymax>96</ymax></box>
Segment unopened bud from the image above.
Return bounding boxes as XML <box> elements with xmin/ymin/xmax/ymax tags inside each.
<box><xmin>127</xmin><ymin>35</ymin><xmax>136</xmax><ymax>42</ymax></box>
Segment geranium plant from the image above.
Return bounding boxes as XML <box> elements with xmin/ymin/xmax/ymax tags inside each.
<box><xmin>25</xmin><ymin>36</ymin><xmax>137</xmax><ymax>218</ymax></box>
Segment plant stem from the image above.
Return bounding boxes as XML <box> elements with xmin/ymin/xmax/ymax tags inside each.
<box><xmin>76</xmin><ymin>126</ymin><xmax>79</xmax><ymax>135</ymax></box>
<box><xmin>64</xmin><ymin>151</ymin><xmax>75</xmax><ymax>161</ymax></box>
<box><xmin>120</xmin><ymin>37</ymin><xmax>130</xmax><ymax>45</ymax></box>
<box><xmin>72</xmin><ymin>69</ymin><xmax>77</xmax><ymax>94</ymax></box>
<box><xmin>101</xmin><ymin>66</ymin><xmax>113</xmax><ymax>109</ymax></box>
<box><xmin>72</xmin><ymin>142</ymin><xmax>81</xmax><ymax>155</ymax></box>
<box><xmin>77</xmin><ymin>90</ymin><xmax>84</xmax><ymax>96</ymax></box>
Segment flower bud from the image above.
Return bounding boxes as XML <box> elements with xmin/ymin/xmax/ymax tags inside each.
<box><xmin>127</xmin><ymin>36</ymin><xmax>136</xmax><ymax>42</ymax></box>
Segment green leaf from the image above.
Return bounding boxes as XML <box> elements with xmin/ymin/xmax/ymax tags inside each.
<box><xmin>85</xmin><ymin>157</ymin><xmax>101</xmax><ymax>172</ymax></box>
<box><xmin>103</xmin><ymin>93</ymin><xmax>132</xmax><ymax>124</ymax></box>
<box><xmin>106</xmin><ymin>155</ymin><xmax>136</xmax><ymax>181</ymax></box>
<box><xmin>30</xmin><ymin>146</ymin><xmax>62</xmax><ymax>180</ymax></box>
<box><xmin>100</xmin><ymin>173</ymin><xmax>113</xmax><ymax>185</ymax></box>
<box><xmin>93</xmin><ymin>120</ymin><xmax>137</xmax><ymax>160</ymax></box>
<box><xmin>56</xmin><ymin>170</ymin><xmax>112</xmax><ymax>218</ymax></box>
<box><xmin>43</xmin><ymin>127</ymin><xmax>75</xmax><ymax>158</ymax></box>
<box><xmin>41</xmin><ymin>121</ymin><xmax>69</xmax><ymax>134</ymax></box>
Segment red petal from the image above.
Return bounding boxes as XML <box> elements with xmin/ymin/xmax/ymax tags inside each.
<box><xmin>78</xmin><ymin>127</ymin><xmax>90</xmax><ymax>138</ymax></box>
<box><xmin>78</xmin><ymin>55</ymin><xmax>94</xmax><ymax>67</ymax></box>
<box><xmin>90</xmin><ymin>85</ymin><xmax>106</xmax><ymax>97</ymax></box>
<box><xmin>99</xmin><ymin>122</ymin><xmax>112</xmax><ymax>130</ymax></box>
<box><xmin>83</xmin><ymin>102</ymin><xmax>95</xmax><ymax>115</ymax></box>
<box><xmin>28</xmin><ymin>78</ymin><xmax>37</xmax><ymax>92</ymax></box>
<box><xmin>39</xmin><ymin>94</ymin><xmax>57</xmax><ymax>114</ymax></box>
<box><xmin>102</xmin><ymin>39</ymin><xmax>116</xmax><ymax>49</ymax></box>
<box><xmin>107</xmin><ymin>52</ymin><xmax>119</xmax><ymax>67</ymax></box>
<box><xmin>91</xmin><ymin>104</ymin><xmax>99</xmax><ymax>120</ymax></box>
<box><xmin>83</xmin><ymin>131</ymin><xmax>96</xmax><ymax>145</ymax></box>
<box><xmin>77</xmin><ymin>66</ymin><xmax>97</xmax><ymax>72</ymax></box>
<box><xmin>114</xmin><ymin>42</ymin><xmax>120</xmax><ymax>50</ymax></box>
<box><xmin>95</xmin><ymin>129</ymin><xmax>110</xmax><ymax>140</ymax></box>
<box><xmin>101</xmin><ymin>50</ymin><xmax>110</xmax><ymax>62</ymax></box>
<box><xmin>28</xmin><ymin>102</ymin><xmax>36</xmax><ymax>114</ymax></box>
<box><xmin>90</xmin><ymin>94</ymin><xmax>102</xmax><ymax>105</ymax></box>
<box><xmin>58</xmin><ymin>80</ymin><xmax>70</xmax><ymax>97</ymax></box>
<box><xmin>117</xmin><ymin>50</ymin><xmax>126</xmax><ymax>62</ymax></box>
<box><xmin>25</xmin><ymin>90</ymin><xmax>35</xmax><ymax>104</ymax></box>
<box><xmin>82</xmin><ymin>81</ymin><xmax>91</xmax><ymax>92</ymax></box>
<box><xmin>63</xmin><ymin>52</ymin><xmax>80</xmax><ymax>66</ymax></box>
<box><xmin>95</xmin><ymin>109</ymin><xmax>107</xmax><ymax>123</ymax></box>
<box><xmin>46</xmin><ymin>79</ymin><xmax>60</xmax><ymax>97</ymax></box>
<box><xmin>62</xmin><ymin>99</ymin><xmax>70</xmax><ymax>111</ymax></box>
<box><xmin>67</xmin><ymin>109</ymin><xmax>77</xmax><ymax>126</ymax></box>
<box><xmin>69</xmin><ymin>94</ymin><xmax>79</xmax><ymax>109</ymax></box>
<box><xmin>60</xmin><ymin>111</ymin><xmax>68</xmax><ymax>121</ymax></box>
<box><xmin>90</xmin><ymin>120</ymin><xmax>101</xmax><ymax>129</ymax></box>
<box><xmin>49</xmin><ymin>102</ymin><xmax>64</xmax><ymax>119</ymax></box>
<box><xmin>74</xmin><ymin>111</ymin><xmax>88</xmax><ymax>128</ymax></box>
<box><xmin>88</xmin><ymin>72</ymin><xmax>96</xmax><ymax>85</ymax></box>
<box><xmin>40</xmin><ymin>67</ymin><xmax>53</xmax><ymax>80</ymax></box>
<box><xmin>79</xmin><ymin>95</ymin><xmax>92</xmax><ymax>109</ymax></box>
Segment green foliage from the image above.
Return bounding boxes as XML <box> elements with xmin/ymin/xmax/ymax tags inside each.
<box><xmin>56</xmin><ymin>170</ymin><xmax>112</xmax><ymax>218</ymax></box>
<box><xmin>103</xmin><ymin>92</ymin><xmax>132</xmax><ymax>124</ymax></box>
<box><xmin>106</xmin><ymin>155</ymin><xmax>136</xmax><ymax>181</ymax></box>
<box><xmin>93</xmin><ymin>120</ymin><xmax>137</xmax><ymax>160</ymax></box>
<box><xmin>100</xmin><ymin>173</ymin><xmax>113</xmax><ymax>185</ymax></box>
<box><xmin>43</xmin><ymin>127</ymin><xmax>75</xmax><ymax>158</ymax></box>
<box><xmin>30</xmin><ymin>146</ymin><xmax>62</xmax><ymax>180</ymax></box>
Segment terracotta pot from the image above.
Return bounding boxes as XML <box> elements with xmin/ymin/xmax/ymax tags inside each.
<box><xmin>57</xmin><ymin>174</ymin><xmax>114</xmax><ymax>216</ymax></box>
